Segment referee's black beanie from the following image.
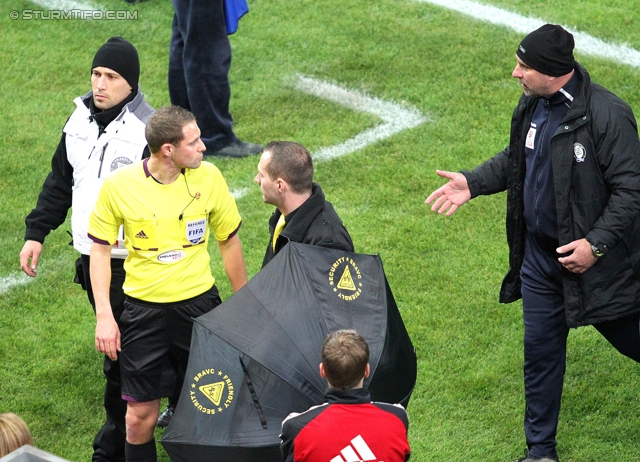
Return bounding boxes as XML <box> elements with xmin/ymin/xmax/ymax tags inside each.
<box><xmin>92</xmin><ymin>36</ymin><xmax>140</xmax><ymax>89</ymax></box>
<box><xmin>516</xmin><ymin>24</ymin><xmax>575</xmax><ymax>77</ymax></box>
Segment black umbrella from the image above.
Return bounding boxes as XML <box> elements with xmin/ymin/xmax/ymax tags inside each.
<box><xmin>161</xmin><ymin>243</ymin><xmax>416</xmax><ymax>461</ymax></box>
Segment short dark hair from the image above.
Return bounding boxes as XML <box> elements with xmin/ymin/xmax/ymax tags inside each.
<box><xmin>145</xmin><ymin>106</ymin><xmax>196</xmax><ymax>154</ymax></box>
<box><xmin>322</xmin><ymin>329</ymin><xmax>369</xmax><ymax>390</ymax></box>
<box><xmin>263</xmin><ymin>141</ymin><xmax>313</xmax><ymax>194</ymax></box>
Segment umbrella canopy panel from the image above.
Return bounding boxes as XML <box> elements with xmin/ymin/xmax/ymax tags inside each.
<box><xmin>162</xmin><ymin>243</ymin><xmax>416</xmax><ymax>461</ymax></box>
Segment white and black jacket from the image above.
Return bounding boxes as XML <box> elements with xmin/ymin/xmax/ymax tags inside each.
<box><xmin>24</xmin><ymin>88</ymin><xmax>154</xmax><ymax>257</ymax></box>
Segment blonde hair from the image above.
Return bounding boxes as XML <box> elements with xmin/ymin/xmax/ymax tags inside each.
<box><xmin>0</xmin><ymin>413</ymin><xmax>34</xmax><ymax>457</ymax></box>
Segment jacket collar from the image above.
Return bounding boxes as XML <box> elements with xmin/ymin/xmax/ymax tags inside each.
<box><xmin>564</xmin><ymin>63</ymin><xmax>589</xmax><ymax>119</ymax></box>
<box><xmin>517</xmin><ymin>63</ymin><xmax>589</xmax><ymax>122</ymax></box>
<box><xmin>78</xmin><ymin>84</ymin><xmax>147</xmax><ymax>122</ymax></box>
<box><xmin>324</xmin><ymin>387</ymin><xmax>371</xmax><ymax>404</ymax></box>
<box><xmin>269</xmin><ymin>182</ymin><xmax>326</xmax><ymax>242</ymax></box>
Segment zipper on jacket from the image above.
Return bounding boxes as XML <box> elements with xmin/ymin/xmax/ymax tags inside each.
<box><xmin>97</xmin><ymin>142</ymin><xmax>109</xmax><ymax>178</ymax></box>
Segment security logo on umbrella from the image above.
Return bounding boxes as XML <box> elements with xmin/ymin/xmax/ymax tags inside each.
<box><xmin>329</xmin><ymin>256</ymin><xmax>363</xmax><ymax>301</ymax></box>
<box><xmin>188</xmin><ymin>367</ymin><xmax>235</xmax><ymax>416</ymax></box>
<box><xmin>162</xmin><ymin>243</ymin><xmax>416</xmax><ymax>462</ymax></box>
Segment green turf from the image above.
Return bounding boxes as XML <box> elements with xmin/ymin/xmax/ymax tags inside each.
<box><xmin>2</xmin><ymin>0</ymin><xmax>640</xmax><ymax>460</ymax></box>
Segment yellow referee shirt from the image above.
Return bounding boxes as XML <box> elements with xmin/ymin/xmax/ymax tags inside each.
<box><xmin>89</xmin><ymin>159</ymin><xmax>241</xmax><ymax>303</ymax></box>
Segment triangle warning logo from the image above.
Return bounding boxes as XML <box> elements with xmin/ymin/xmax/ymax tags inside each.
<box><xmin>337</xmin><ymin>266</ymin><xmax>356</xmax><ymax>291</ymax></box>
<box><xmin>189</xmin><ymin>368</ymin><xmax>235</xmax><ymax>416</ymax></box>
<box><xmin>199</xmin><ymin>381</ymin><xmax>225</xmax><ymax>406</ymax></box>
<box><xmin>329</xmin><ymin>257</ymin><xmax>363</xmax><ymax>302</ymax></box>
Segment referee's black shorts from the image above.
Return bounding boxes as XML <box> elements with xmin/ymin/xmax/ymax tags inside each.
<box><xmin>119</xmin><ymin>285</ymin><xmax>221</xmax><ymax>402</ymax></box>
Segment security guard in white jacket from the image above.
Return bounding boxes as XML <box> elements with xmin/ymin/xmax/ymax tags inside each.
<box><xmin>20</xmin><ymin>37</ymin><xmax>154</xmax><ymax>462</ymax></box>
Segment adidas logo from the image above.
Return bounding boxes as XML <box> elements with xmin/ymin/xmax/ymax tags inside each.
<box><xmin>135</xmin><ymin>230</ymin><xmax>148</xmax><ymax>239</ymax></box>
<box><xmin>330</xmin><ymin>435</ymin><xmax>377</xmax><ymax>462</ymax></box>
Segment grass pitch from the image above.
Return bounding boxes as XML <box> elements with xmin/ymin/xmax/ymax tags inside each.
<box><xmin>2</xmin><ymin>0</ymin><xmax>640</xmax><ymax>460</ymax></box>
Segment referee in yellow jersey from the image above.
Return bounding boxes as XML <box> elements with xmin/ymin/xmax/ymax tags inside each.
<box><xmin>88</xmin><ymin>106</ymin><xmax>248</xmax><ymax>462</ymax></box>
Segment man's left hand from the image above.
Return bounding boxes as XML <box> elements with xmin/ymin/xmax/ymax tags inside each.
<box><xmin>557</xmin><ymin>238</ymin><xmax>598</xmax><ymax>273</ymax></box>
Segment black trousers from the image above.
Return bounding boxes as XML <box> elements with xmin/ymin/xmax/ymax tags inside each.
<box><xmin>169</xmin><ymin>0</ymin><xmax>236</xmax><ymax>152</ymax></box>
<box><xmin>520</xmin><ymin>235</ymin><xmax>640</xmax><ymax>458</ymax></box>
<box><xmin>79</xmin><ymin>255</ymin><xmax>127</xmax><ymax>462</ymax></box>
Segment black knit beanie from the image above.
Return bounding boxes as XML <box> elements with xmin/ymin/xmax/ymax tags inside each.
<box><xmin>516</xmin><ymin>24</ymin><xmax>575</xmax><ymax>77</ymax></box>
<box><xmin>91</xmin><ymin>36</ymin><xmax>140</xmax><ymax>89</ymax></box>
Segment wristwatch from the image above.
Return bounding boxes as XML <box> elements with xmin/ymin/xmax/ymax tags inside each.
<box><xmin>589</xmin><ymin>241</ymin><xmax>604</xmax><ymax>258</ymax></box>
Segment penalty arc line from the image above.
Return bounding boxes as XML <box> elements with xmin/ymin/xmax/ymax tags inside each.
<box><xmin>414</xmin><ymin>0</ymin><xmax>640</xmax><ymax>69</ymax></box>
<box><xmin>294</xmin><ymin>74</ymin><xmax>428</xmax><ymax>162</ymax></box>
<box><xmin>230</xmin><ymin>75</ymin><xmax>428</xmax><ymax>199</ymax></box>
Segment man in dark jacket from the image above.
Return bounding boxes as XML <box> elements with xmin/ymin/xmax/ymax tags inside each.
<box><xmin>426</xmin><ymin>24</ymin><xmax>640</xmax><ymax>462</ymax></box>
<box><xmin>254</xmin><ymin>141</ymin><xmax>354</xmax><ymax>267</ymax></box>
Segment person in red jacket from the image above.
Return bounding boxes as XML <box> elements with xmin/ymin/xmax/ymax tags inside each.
<box><xmin>280</xmin><ymin>329</ymin><xmax>410</xmax><ymax>462</ymax></box>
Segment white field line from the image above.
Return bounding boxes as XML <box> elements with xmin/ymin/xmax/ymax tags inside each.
<box><xmin>29</xmin><ymin>0</ymin><xmax>96</xmax><ymax>10</ymax></box>
<box><xmin>294</xmin><ymin>75</ymin><xmax>428</xmax><ymax>162</ymax></box>
<box><xmin>231</xmin><ymin>75</ymin><xmax>428</xmax><ymax>199</ymax></box>
<box><xmin>414</xmin><ymin>0</ymin><xmax>640</xmax><ymax>69</ymax></box>
<box><xmin>0</xmin><ymin>273</ymin><xmax>33</xmax><ymax>295</ymax></box>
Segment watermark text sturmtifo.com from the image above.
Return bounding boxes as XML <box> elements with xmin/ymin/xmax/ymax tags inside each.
<box><xmin>10</xmin><ymin>10</ymin><xmax>138</xmax><ymax>20</ymax></box>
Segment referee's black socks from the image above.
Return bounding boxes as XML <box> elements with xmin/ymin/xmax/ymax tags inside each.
<box><xmin>125</xmin><ymin>439</ymin><xmax>157</xmax><ymax>462</ymax></box>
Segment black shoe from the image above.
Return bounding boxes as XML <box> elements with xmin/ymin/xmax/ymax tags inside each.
<box><xmin>157</xmin><ymin>406</ymin><xmax>174</xmax><ymax>428</ymax></box>
<box><xmin>515</xmin><ymin>449</ymin><xmax>559</xmax><ymax>462</ymax></box>
<box><xmin>125</xmin><ymin>0</ymin><xmax>140</xmax><ymax>4</ymax></box>
<box><xmin>206</xmin><ymin>139</ymin><xmax>263</xmax><ymax>158</ymax></box>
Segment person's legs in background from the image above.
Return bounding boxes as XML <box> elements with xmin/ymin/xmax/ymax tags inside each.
<box><xmin>169</xmin><ymin>0</ymin><xmax>262</xmax><ymax>157</ymax></box>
